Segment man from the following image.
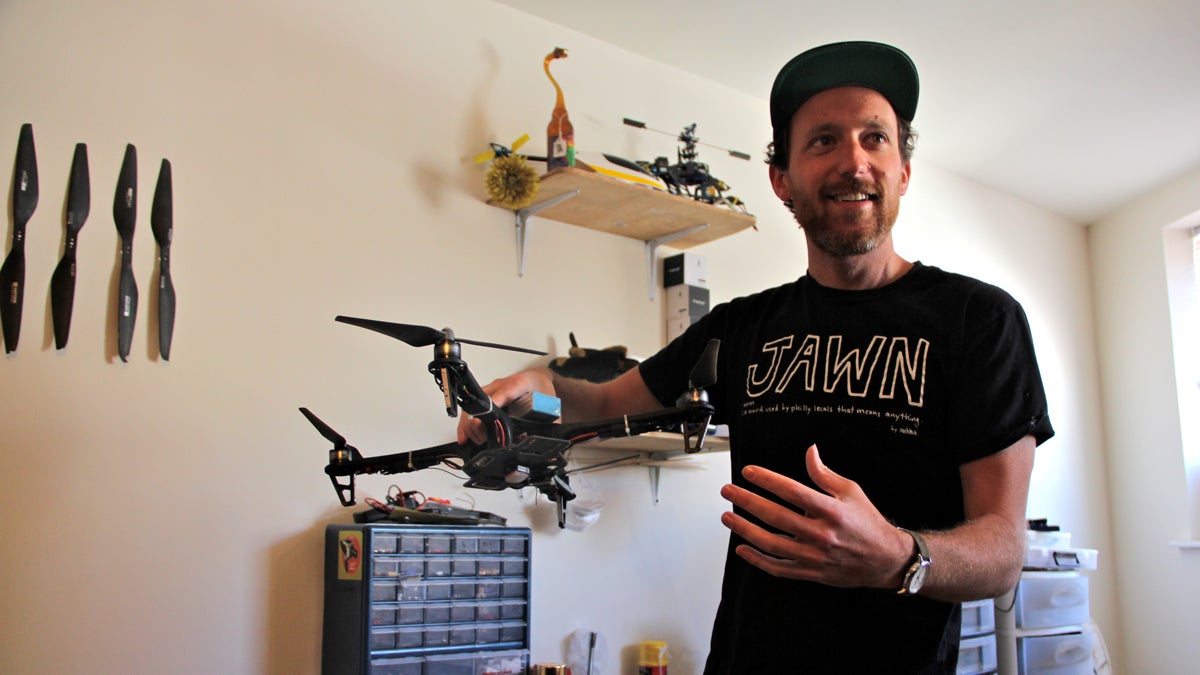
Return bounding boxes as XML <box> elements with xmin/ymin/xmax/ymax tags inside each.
<box><xmin>460</xmin><ymin>41</ymin><xmax>1054</xmax><ymax>673</ymax></box>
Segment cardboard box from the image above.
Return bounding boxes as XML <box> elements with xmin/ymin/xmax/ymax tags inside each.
<box><xmin>666</xmin><ymin>315</ymin><xmax>701</xmax><ymax>342</ymax></box>
<box><xmin>663</xmin><ymin>252</ymin><xmax>708</xmax><ymax>288</ymax></box>
<box><xmin>666</xmin><ymin>284</ymin><xmax>710</xmax><ymax>318</ymax></box>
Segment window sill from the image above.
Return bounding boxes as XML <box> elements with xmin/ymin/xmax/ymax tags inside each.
<box><xmin>1168</xmin><ymin>540</ymin><xmax>1200</xmax><ymax>549</ymax></box>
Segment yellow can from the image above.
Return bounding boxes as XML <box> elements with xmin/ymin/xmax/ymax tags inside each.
<box><xmin>638</xmin><ymin>640</ymin><xmax>669</xmax><ymax>675</ymax></box>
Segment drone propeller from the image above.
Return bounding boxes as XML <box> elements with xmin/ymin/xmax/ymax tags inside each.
<box><xmin>299</xmin><ymin>407</ymin><xmax>347</xmax><ymax>448</ymax></box>
<box><xmin>50</xmin><ymin>143</ymin><xmax>90</xmax><ymax>350</ymax></box>
<box><xmin>0</xmin><ymin>123</ymin><xmax>39</xmax><ymax>353</ymax></box>
<box><xmin>335</xmin><ymin>315</ymin><xmax>547</xmax><ymax>356</ymax></box>
<box><xmin>689</xmin><ymin>338</ymin><xmax>721</xmax><ymax>390</ymax></box>
<box><xmin>113</xmin><ymin>144</ymin><xmax>138</xmax><ymax>362</ymax></box>
<box><xmin>299</xmin><ymin>407</ymin><xmax>368</xmax><ymax>505</ymax></box>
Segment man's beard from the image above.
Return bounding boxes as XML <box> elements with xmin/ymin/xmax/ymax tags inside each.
<box><xmin>791</xmin><ymin>178</ymin><xmax>898</xmax><ymax>258</ymax></box>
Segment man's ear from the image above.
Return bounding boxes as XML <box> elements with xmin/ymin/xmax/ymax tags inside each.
<box><xmin>898</xmin><ymin>161</ymin><xmax>912</xmax><ymax>196</ymax></box>
<box><xmin>768</xmin><ymin>164</ymin><xmax>791</xmax><ymax>203</ymax></box>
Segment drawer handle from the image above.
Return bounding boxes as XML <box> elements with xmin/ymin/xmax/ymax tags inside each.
<box><xmin>1054</xmin><ymin>642</ymin><xmax>1089</xmax><ymax>665</ymax></box>
<box><xmin>1049</xmin><ymin>588</ymin><xmax>1085</xmax><ymax>607</ymax></box>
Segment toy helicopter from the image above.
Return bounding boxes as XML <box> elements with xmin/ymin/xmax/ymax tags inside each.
<box><xmin>624</xmin><ymin>117</ymin><xmax>750</xmax><ymax>208</ymax></box>
<box><xmin>300</xmin><ymin>315</ymin><xmax>720</xmax><ymax>528</ymax></box>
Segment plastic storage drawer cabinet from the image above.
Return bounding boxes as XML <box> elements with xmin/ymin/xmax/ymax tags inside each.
<box><xmin>321</xmin><ymin>524</ymin><xmax>532</xmax><ymax>675</ymax></box>
<box><xmin>1013</xmin><ymin>571</ymin><xmax>1089</xmax><ymax>630</ymax></box>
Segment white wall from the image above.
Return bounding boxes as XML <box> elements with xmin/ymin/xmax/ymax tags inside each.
<box><xmin>1089</xmin><ymin>165</ymin><xmax>1200</xmax><ymax>674</ymax></box>
<box><xmin>0</xmin><ymin>1</ymin><xmax>1122</xmax><ymax>673</ymax></box>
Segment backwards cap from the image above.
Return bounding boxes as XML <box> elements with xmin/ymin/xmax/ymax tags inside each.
<box><xmin>770</xmin><ymin>41</ymin><xmax>919</xmax><ymax>134</ymax></box>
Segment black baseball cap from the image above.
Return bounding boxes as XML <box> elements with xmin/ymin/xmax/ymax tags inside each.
<box><xmin>770</xmin><ymin>41</ymin><xmax>919</xmax><ymax>134</ymax></box>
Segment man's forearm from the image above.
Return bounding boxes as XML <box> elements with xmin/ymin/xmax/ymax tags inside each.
<box><xmin>546</xmin><ymin>369</ymin><xmax>609</xmax><ymax>422</ymax></box>
<box><xmin>913</xmin><ymin>438</ymin><xmax>1035</xmax><ymax>601</ymax></box>
<box><xmin>915</xmin><ymin>514</ymin><xmax>1026</xmax><ymax>602</ymax></box>
<box><xmin>549</xmin><ymin>367</ymin><xmax>664</xmax><ymax>422</ymax></box>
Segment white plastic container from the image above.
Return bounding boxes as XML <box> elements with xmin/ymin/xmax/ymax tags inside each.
<box><xmin>961</xmin><ymin>598</ymin><xmax>996</xmax><ymax>637</ymax></box>
<box><xmin>1013</xmin><ymin>571</ymin><xmax>1089</xmax><ymax>630</ymax></box>
<box><xmin>1024</xmin><ymin>545</ymin><xmax>1098</xmax><ymax>571</ymax></box>
<box><xmin>958</xmin><ymin>633</ymin><xmax>998</xmax><ymax>675</ymax></box>
<box><xmin>1016</xmin><ymin>630</ymin><xmax>1093</xmax><ymax>675</ymax></box>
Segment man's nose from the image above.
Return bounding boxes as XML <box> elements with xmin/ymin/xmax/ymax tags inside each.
<box><xmin>836</xmin><ymin>142</ymin><xmax>871</xmax><ymax>177</ymax></box>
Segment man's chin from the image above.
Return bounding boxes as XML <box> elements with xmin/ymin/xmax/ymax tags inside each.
<box><xmin>814</xmin><ymin>236</ymin><xmax>882</xmax><ymax>258</ymax></box>
<box><xmin>803</xmin><ymin>223</ymin><xmax>888</xmax><ymax>258</ymax></box>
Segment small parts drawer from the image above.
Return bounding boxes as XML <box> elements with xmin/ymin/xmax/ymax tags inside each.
<box><xmin>1016</xmin><ymin>630</ymin><xmax>1093</xmax><ymax>675</ymax></box>
<box><xmin>960</xmin><ymin>598</ymin><xmax>995</xmax><ymax>637</ymax></box>
<box><xmin>1013</xmin><ymin>571</ymin><xmax>1089</xmax><ymax>630</ymax></box>
<box><xmin>957</xmin><ymin>633</ymin><xmax>997</xmax><ymax>675</ymax></box>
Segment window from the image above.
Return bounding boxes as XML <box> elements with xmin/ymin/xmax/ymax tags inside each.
<box><xmin>1164</xmin><ymin>217</ymin><xmax>1200</xmax><ymax>540</ymax></box>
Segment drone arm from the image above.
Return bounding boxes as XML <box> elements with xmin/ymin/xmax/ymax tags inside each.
<box><xmin>511</xmin><ymin>401</ymin><xmax>714</xmax><ymax>451</ymax></box>
<box><xmin>324</xmin><ymin>440</ymin><xmax>476</xmax><ymax>506</ymax></box>
<box><xmin>452</xmin><ymin>363</ymin><xmax>519</xmax><ymax>450</ymax></box>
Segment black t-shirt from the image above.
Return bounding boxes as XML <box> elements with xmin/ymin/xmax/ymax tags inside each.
<box><xmin>639</xmin><ymin>262</ymin><xmax>1055</xmax><ymax>674</ymax></box>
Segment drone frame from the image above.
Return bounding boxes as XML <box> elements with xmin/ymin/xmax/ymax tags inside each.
<box><xmin>301</xmin><ymin>316</ymin><xmax>719</xmax><ymax>528</ymax></box>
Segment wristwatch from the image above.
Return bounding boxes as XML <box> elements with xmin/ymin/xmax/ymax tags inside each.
<box><xmin>897</xmin><ymin>528</ymin><xmax>931</xmax><ymax>596</ymax></box>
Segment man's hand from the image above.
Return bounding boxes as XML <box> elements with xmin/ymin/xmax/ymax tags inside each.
<box><xmin>719</xmin><ymin>444</ymin><xmax>912</xmax><ymax>589</ymax></box>
<box><xmin>456</xmin><ymin>368</ymin><xmax>555</xmax><ymax>445</ymax></box>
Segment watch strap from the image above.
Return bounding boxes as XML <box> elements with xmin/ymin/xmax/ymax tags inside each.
<box><xmin>897</xmin><ymin>528</ymin><xmax>931</xmax><ymax>595</ymax></box>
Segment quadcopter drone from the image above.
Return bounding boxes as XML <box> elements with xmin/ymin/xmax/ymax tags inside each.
<box><xmin>300</xmin><ymin>316</ymin><xmax>720</xmax><ymax>528</ymax></box>
<box><xmin>624</xmin><ymin>117</ymin><xmax>750</xmax><ymax>208</ymax></box>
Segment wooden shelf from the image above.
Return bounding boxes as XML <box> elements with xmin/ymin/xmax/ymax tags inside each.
<box><xmin>527</xmin><ymin>167</ymin><xmax>756</xmax><ymax>247</ymax></box>
<box><xmin>588</xmin><ymin>430</ymin><xmax>729</xmax><ymax>454</ymax></box>
<box><xmin>489</xmin><ymin>167</ymin><xmax>757</xmax><ymax>298</ymax></box>
<box><xmin>570</xmin><ymin>431</ymin><xmax>730</xmax><ymax>504</ymax></box>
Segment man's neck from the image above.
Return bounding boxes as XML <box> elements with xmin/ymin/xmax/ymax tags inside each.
<box><xmin>806</xmin><ymin>242</ymin><xmax>913</xmax><ymax>290</ymax></box>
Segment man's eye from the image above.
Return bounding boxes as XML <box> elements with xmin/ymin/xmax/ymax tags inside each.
<box><xmin>808</xmin><ymin>136</ymin><xmax>834</xmax><ymax>149</ymax></box>
<box><xmin>867</xmin><ymin>132</ymin><xmax>889</xmax><ymax>145</ymax></box>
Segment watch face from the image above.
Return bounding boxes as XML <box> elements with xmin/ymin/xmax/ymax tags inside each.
<box><xmin>908</xmin><ymin>563</ymin><xmax>928</xmax><ymax>593</ymax></box>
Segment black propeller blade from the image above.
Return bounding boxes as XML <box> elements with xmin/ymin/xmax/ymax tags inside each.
<box><xmin>299</xmin><ymin>407</ymin><xmax>347</xmax><ymax>449</ymax></box>
<box><xmin>334</xmin><ymin>315</ymin><xmax>547</xmax><ymax>356</ymax></box>
<box><xmin>151</xmin><ymin>158</ymin><xmax>174</xmax><ymax>360</ymax></box>
<box><xmin>113</xmin><ymin>144</ymin><xmax>137</xmax><ymax>362</ymax></box>
<box><xmin>50</xmin><ymin>143</ymin><xmax>90</xmax><ymax>349</ymax></box>
<box><xmin>0</xmin><ymin>123</ymin><xmax>39</xmax><ymax>353</ymax></box>
<box><xmin>688</xmin><ymin>338</ymin><xmax>720</xmax><ymax>389</ymax></box>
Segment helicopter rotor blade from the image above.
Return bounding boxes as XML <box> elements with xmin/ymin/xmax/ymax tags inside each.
<box><xmin>473</xmin><ymin>147</ymin><xmax>499</xmax><ymax>164</ymax></box>
<box><xmin>335</xmin><ymin>315</ymin><xmax>547</xmax><ymax>355</ymax></box>
<box><xmin>688</xmin><ymin>339</ymin><xmax>720</xmax><ymax>390</ymax></box>
<box><xmin>299</xmin><ymin>407</ymin><xmax>346</xmax><ymax>448</ymax></box>
<box><xmin>623</xmin><ymin>117</ymin><xmax>750</xmax><ymax>161</ymax></box>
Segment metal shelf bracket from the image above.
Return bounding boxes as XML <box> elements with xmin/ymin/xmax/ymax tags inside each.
<box><xmin>513</xmin><ymin>190</ymin><xmax>580</xmax><ymax>277</ymax></box>
<box><xmin>645</xmin><ymin>223</ymin><xmax>709</xmax><ymax>300</ymax></box>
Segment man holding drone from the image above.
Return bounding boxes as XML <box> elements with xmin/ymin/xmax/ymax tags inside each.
<box><xmin>460</xmin><ymin>41</ymin><xmax>1053</xmax><ymax>674</ymax></box>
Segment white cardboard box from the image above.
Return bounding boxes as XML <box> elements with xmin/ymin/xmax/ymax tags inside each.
<box><xmin>666</xmin><ymin>315</ymin><xmax>701</xmax><ymax>342</ymax></box>
<box><xmin>665</xmin><ymin>284</ymin><xmax>710</xmax><ymax>318</ymax></box>
<box><xmin>663</xmin><ymin>252</ymin><xmax>708</xmax><ymax>288</ymax></box>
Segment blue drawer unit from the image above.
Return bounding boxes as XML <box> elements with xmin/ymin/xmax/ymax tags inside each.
<box><xmin>322</xmin><ymin>524</ymin><xmax>531</xmax><ymax>675</ymax></box>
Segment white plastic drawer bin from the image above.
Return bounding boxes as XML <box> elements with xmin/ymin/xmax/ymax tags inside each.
<box><xmin>961</xmin><ymin>598</ymin><xmax>996</xmax><ymax>637</ymax></box>
<box><xmin>1013</xmin><ymin>571</ymin><xmax>1089</xmax><ymax>629</ymax></box>
<box><xmin>957</xmin><ymin>633</ymin><xmax>997</xmax><ymax>675</ymax></box>
<box><xmin>1016</xmin><ymin>630</ymin><xmax>1093</xmax><ymax>675</ymax></box>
